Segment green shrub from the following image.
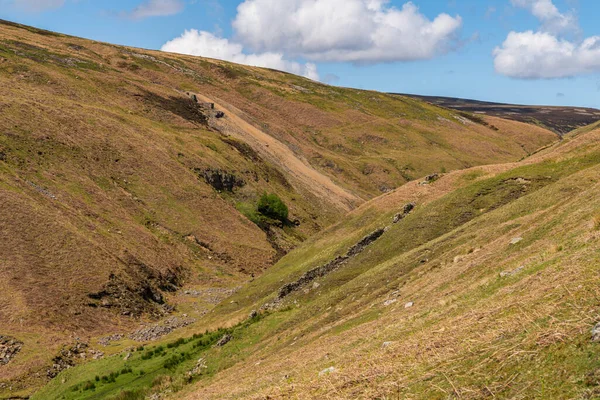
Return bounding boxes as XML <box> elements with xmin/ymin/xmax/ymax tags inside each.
<box><xmin>257</xmin><ymin>193</ymin><xmax>288</xmax><ymax>222</ymax></box>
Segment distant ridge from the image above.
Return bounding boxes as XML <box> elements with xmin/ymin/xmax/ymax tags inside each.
<box><xmin>396</xmin><ymin>93</ymin><xmax>600</xmax><ymax>135</ymax></box>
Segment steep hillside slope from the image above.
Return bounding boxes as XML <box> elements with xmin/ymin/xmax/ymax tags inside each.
<box><xmin>33</xmin><ymin>125</ymin><xmax>600</xmax><ymax>400</ymax></box>
<box><xmin>180</xmin><ymin>126</ymin><xmax>600</xmax><ymax>399</ymax></box>
<box><xmin>0</xmin><ymin>20</ymin><xmax>559</xmax><ymax>396</ymax></box>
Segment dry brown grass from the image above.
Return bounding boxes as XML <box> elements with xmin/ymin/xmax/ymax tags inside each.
<box><xmin>172</xmin><ymin>128</ymin><xmax>600</xmax><ymax>399</ymax></box>
<box><xmin>0</xmin><ymin>19</ymin><xmax>565</xmax><ymax>396</ymax></box>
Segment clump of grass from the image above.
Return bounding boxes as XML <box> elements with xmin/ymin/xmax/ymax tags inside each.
<box><xmin>166</xmin><ymin>337</ymin><xmax>187</xmax><ymax>349</ymax></box>
<box><xmin>163</xmin><ymin>352</ymin><xmax>190</xmax><ymax>370</ymax></box>
<box><xmin>592</xmin><ymin>213</ymin><xmax>600</xmax><ymax>230</ymax></box>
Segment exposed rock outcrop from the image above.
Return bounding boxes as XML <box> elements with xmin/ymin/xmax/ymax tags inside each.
<box><xmin>393</xmin><ymin>202</ymin><xmax>415</xmax><ymax>223</ymax></box>
<box><xmin>98</xmin><ymin>334</ymin><xmax>124</xmax><ymax>347</ymax></box>
<box><xmin>0</xmin><ymin>336</ymin><xmax>22</xmax><ymax>366</ymax></box>
<box><xmin>86</xmin><ymin>255</ymin><xmax>183</xmax><ymax>318</ymax></box>
<box><xmin>129</xmin><ymin>316</ymin><xmax>196</xmax><ymax>342</ymax></box>
<box><xmin>265</xmin><ymin>227</ymin><xmax>388</xmax><ymax>309</ymax></box>
<box><xmin>199</xmin><ymin>168</ymin><xmax>245</xmax><ymax>192</ymax></box>
<box><xmin>419</xmin><ymin>173</ymin><xmax>440</xmax><ymax>185</ymax></box>
<box><xmin>46</xmin><ymin>342</ymin><xmax>102</xmax><ymax>378</ymax></box>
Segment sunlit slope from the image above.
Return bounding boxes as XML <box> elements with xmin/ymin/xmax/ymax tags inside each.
<box><xmin>0</xmin><ymin>19</ymin><xmax>559</xmax><ymax>396</ymax></box>
<box><xmin>176</xmin><ymin>127</ymin><xmax>600</xmax><ymax>399</ymax></box>
<box><xmin>33</xmin><ymin>126</ymin><xmax>600</xmax><ymax>400</ymax></box>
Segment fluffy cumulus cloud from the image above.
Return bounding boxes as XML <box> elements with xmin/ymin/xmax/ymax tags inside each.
<box><xmin>161</xmin><ymin>30</ymin><xmax>319</xmax><ymax>80</ymax></box>
<box><xmin>494</xmin><ymin>0</ymin><xmax>600</xmax><ymax>79</ymax></box>
<box><xmin>232</xmin><ymin>0</ymin><xmax>462</xmax><ymax>63</ymax></box>
<box><xmin>511</xmin><ymin>0</ymin><xmax>578</xmax><ymax>34</ymax></box>
<box><xmin>161</xmin><ymin>0</ymin><xmax>463</xmax><ymax>81</ymax></box>
<box><xmin>494</xmin><ymin>31</ymin><xmax>600</xmax><ymax>79</ymax></box>
<box><xmin>7</xmin><ymin>0</ymin><xmax>65</xmax><ymax>12</ymax></box>
<box><xmin>124</xmin><ymin>0</ymin><xmax>184</xmax><ymax>19</ymax></box>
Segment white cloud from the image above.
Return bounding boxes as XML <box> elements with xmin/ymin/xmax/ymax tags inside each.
<box><xmin>494</xmin><ymin>0</ymin><xmax>600</xmax><ymax>79</ymax></box>
<box><xmin>7</xmin><ymin>0</ymin><xmax>65</xmax><ymax>12</ymax></box>
<box><xmin>161</xmin><ymin>30</ymin><xmax>320</xmax><ymax>81</ymax></box>
<box><xmin>232</xmin><ymin>0</ymin><xmax>463</xmax><ymax>63</ymax></box>
<box><xmin>511</xmin><ymin>0</ymin><xmax>578</xmax><ymax>34</ymax></box>
<box><xmin>125</xmin><ymin>0</ymin><xmax>184</xmax><ymax>20</ymax></box>
<box><xmin>494</xmin><ymin>31</ymin><xmax>600</xmax><ymax>79</ymax></box>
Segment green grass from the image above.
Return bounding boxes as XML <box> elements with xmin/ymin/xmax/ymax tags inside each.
<box><xmin>32</xmin><ymin>314</ymin><xmax>266</xmax><ymax>400</ymax></box>
<box><xmin>29</xmin><ymin>145</ymin><xmax>600</xmax><ymax>400</ymax></box>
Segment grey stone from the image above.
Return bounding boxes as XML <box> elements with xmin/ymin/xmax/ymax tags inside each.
<box><xmin>319</xmin><ymin>366</ymin><xmax>336</xmax><ymax>377</ymax></box>
<box><xmin>499</xmin><ymin>265</ymin><xmax>525</xmax><ymax>278</ymax></box>
<box><xmin>510</xmin><ymin>237</ymin><xmax>523</xmax><ymax>245</ymax></box>
<box><xmin>215</xmin><ymin>334</ymin><xmax>232</xmax><ymax>347</ymax></box>
<box><xmin>393</xmin><ymin>202</ymin><xmax>416</xmax><ymax>223</ymax></box>
<box><xmin>129</xmin><ymin>316</ymin><xmax>196</xmax><ymax>342</ymax></box>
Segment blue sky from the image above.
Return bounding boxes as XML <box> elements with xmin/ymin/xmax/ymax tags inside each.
<box><xmin>1</xmin><ymin>0</ymin><xmax>599</xmax><ymax>108</ymax></box>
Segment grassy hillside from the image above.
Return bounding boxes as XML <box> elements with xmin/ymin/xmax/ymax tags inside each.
<box><xmin>0</xmin><ymin>20</ymin><xmax>560</xmax><ymax>397</ymax></box>
<box><xmin>33</xmin><ymin>125</ymin><xmax>600</xmax><ymax>399</ymax></box>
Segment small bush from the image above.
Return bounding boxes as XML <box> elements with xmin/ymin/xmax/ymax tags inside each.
<box><xmin>257</xmin><ymin>193</ymin><xmax>288</xmax><ymax>222</ymax></box>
